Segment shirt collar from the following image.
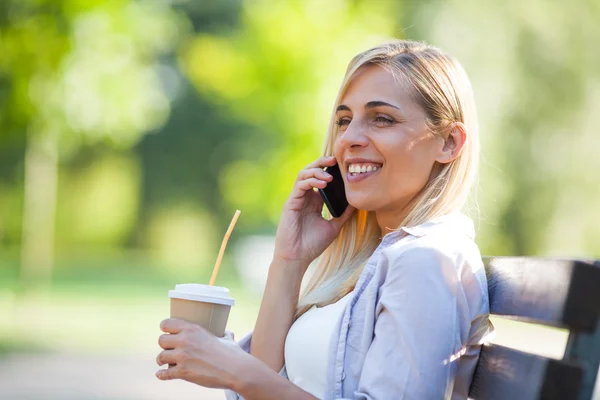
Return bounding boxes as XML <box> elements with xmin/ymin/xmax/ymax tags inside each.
<box><xmin>381</xmin><ymin>212</ymin><xmax>475</xmax><ymax>245</ymax></box>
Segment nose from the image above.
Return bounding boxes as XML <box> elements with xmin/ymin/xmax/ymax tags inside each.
<box><xmin>337</xmin><ymin>121</ymin><xmax>369</xmax><ymax>149</ymax></box>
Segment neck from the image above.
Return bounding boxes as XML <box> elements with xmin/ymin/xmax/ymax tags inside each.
<box><xmin>375</xmin><ymin>204</ymin><xmax>411</xmax><ymax>236</ymax></box>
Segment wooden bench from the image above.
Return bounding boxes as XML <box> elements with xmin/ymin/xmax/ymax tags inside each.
<box><xmin>469</xmin><ymin>257</ymin><xmax>600</xmax><ymax>400</ymax></box>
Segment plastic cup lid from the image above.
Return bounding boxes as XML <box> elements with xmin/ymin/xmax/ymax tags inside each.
<box><xmin>168</xmin><ymin>284</ymin><xmax>235</xmax><ymax>306</ymax></box>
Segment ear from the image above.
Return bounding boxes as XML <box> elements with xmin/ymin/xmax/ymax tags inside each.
<box><xmin>435</xmin><ymin>122</ymin><xmax>467</xmax><ymax>164</ymax></box>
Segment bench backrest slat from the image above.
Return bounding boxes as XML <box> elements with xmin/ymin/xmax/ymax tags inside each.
<box><xmin>485</xmin><ymin>258</ymin><xmax>600</xmax><ymax>332</ymax></box>
<box><xmin>469</xmin><ymin>257</ymin><xmax>600</xmax><ymax>400</ymax></box>
<box><xmin>470</xmin><ymin>343</ymin><xmax>584</xmax><ymax>400</ymax></box>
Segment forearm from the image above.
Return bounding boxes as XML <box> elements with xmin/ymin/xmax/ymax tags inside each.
<box><xmin>250</xmin><ymin>258</ymin><xmax>306</xmax><ymax>372</ymax></box>
<box><xmin>232</xmin><ymin>353</ymin><xmax>318</xmax><ymax>400</ymax></box>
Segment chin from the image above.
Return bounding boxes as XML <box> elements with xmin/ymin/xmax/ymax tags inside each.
<box><xmin>347</xmin><ymin>193</ymin><xmax>379</xmax><ymax>212</ymax></box>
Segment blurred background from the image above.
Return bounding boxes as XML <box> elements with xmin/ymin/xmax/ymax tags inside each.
<box><xmin>0</xmin><ymin>0</ymin><xmax>599</xmax><ymax>399</ymax></box>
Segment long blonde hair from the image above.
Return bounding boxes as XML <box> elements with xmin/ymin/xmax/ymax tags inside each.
<box><xmin>296</xmin><ymin>40</ymin><xmax>480</xmax><ymax>318</ymax></box>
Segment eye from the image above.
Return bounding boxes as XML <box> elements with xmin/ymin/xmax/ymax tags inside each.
<box><xmin>374</xmin><ymin>115</ymin><xmax>395</xmax><ymax>124</ymax></box>
<box><xmin>335</xmin><ymin>117</ymin><xmax>351</xmax><ymax>128</ymax></box>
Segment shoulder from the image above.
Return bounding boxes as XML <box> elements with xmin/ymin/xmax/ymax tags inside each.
<box><xmin>382</xmin><ymin>227</ymin><xmax>482</xmax><ymax>274</ymax></box>
<box><xmin>377</xmin><ymin>228</ymin><xmax>488</xmax><ymax>310</ymax></box>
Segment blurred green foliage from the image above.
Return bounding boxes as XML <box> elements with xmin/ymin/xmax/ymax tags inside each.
<box><xmin>0</xmin><ymin>0</ymin><xmax>598</xmax><ymax>287</ymax></box>
<box><xmin>0</xmin><ymin>6</ymin><xmax>598</xmax><ymax>392</ymax></box>
<box><xmin>181</xmin><ymin>0</ymin><xmax>402</xmax><ymax>227</ymax></box>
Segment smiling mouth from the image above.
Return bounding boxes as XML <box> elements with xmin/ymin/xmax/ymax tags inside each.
<box><xmin>346</xmin><ymin>163</ymin><xmax>382</xmax><ymax>183</ymax></box>
<box><xmin>348</xmin><ymin>163</ymin><xmax>382</xmax><ymax>176</ymax></box>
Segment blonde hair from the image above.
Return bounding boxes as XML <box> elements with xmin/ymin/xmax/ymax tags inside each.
<box><xmin>296</xmin><ymin>40</ymin><xmax>480</xmax><ymax>318</ymax></box>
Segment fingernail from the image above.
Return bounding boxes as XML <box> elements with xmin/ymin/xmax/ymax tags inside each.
<box><xmin>324</xmin><ymin>172</ymin><xmax>332</xmax><ymax>178</ymax></box>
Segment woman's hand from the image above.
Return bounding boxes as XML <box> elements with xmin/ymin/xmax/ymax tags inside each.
<box><xmin>156</xmin><ymin>318</ymin><xmax>248</xmax><ymax>389</ymax></box>
<box><xmin>156</xmin><ymin>318</ymin><xmax>318</xmax><ymax>400</ymax></box>
<box><xmin>273</xmin><ymin>156</ymin><xmax>355</xmax><ymax>270</ymax></box>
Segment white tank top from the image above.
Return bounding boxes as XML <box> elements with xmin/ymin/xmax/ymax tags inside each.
<box><xmin>284</xmin><ymin>294</ymin><xmax>352</xmax><ymax>399</ymax></box>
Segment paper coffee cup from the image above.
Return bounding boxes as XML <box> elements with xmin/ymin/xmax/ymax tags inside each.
<box><xmin>168</xmin><ymin>284</ymin><xmax>235</xmax><ymax>338</ymax></box>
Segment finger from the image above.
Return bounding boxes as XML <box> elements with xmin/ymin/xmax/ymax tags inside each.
<box><xmin>218</xmin><ymin>330</ymin><xmax>238</xmax><ymax>347</ymax></box>
<box><xmin>156</xmin><ymin>349</ymin><xmax>178</xmax><ymax>366</ymax></box>
<box><xmin>304</xmin><ymin>156</ymin><xmax>336</xmax><ymax>170</ymax></box>
<box><xmin>160</xmin><ymin>318</ymin><xmax>190</xmax><ymax>334</ymax></box>
<box><xmin>224</xmin><ymin>330</ymin><xmax>235</xmax><ymax>341</ymax></box>
<box><xmin>329</xmin><ymin>204</ymin><xmax>356</xmax><ymax>231</ymax></box>
<box><xmin>296</xmin><ymin>168</ymin><xmax>333</xmax><ymax>182</ymax></box>
<box><xmin>291</xmin><ymin>178</ymin><xmax>327</xmax><ymax>199</ymax></box>
<box><xmin>158</xmin><ymin>333</ymin><xmax>179</xmax><ymax>350</ymax></box>
<box><xmin>156</xmin><ymin>364</ymin><xmax>181</xmax><ymax>381</ymax></box>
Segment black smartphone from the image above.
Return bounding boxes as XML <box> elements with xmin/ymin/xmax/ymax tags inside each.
<box><xmin>318</xmin><ymin>163</ymin><xmax>348</xmax><ymax>218</ymax></box>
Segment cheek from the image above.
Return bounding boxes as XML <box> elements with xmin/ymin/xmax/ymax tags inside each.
<box><xmin>332</xmin><ymin>137</ymin><xmax>343</xmax><ymax>158</ymax></box>
<box><xmin>387</xmin><ymin>147</ymin><xmax>436</xmax><ymax>191</ymax></box>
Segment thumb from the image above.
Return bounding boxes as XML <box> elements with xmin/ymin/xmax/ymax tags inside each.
<box><xmin>329</xmin><ymin>205</ymin><xmax>356</xmax><ymax>232</ymax></box>
<box><xmin>223</xmin><ymin>330</ymin><xmax>235</xmax><ymax>341</ymax></box>
<box><xmin>218</xmin><ymin>330</ymin><xmax>240</xmax><ymax>349</ymax></box>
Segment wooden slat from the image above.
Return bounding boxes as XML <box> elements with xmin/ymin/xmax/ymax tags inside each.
<box><xmin>484</xmin><ymin>258</ymin><xmax>600</xmax><ymax>331</ymax></box>
<box><xmin>564</xmin><ymin>319</ymin><xmax>600</xmax><ymax>400</ymax></box>
<box><xmin>563</xmin><ymin>260</ymin><xmax>600</xmax><ymax>332</ymax></box>
<box><xmin>469</xmin><ymin>343</ymin><xmax>584</xmax><ymax>400</ymax></box>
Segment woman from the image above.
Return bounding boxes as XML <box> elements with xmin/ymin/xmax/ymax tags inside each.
<box><xmin>155</xmin><ymin>39</ymin><xmax>493</xmax><ymax>399</ymax></box>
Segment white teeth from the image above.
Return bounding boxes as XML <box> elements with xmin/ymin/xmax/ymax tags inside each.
<box><xmin>348</xmin><ymin>164</ymin><xmax>380</xmax><ymax>175</ymax></box>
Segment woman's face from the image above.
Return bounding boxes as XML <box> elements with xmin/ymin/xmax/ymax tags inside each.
<box><xmin>332</xmin><ymin>64</ymin><xmax>446</xmax><ymax>227</ymax></box>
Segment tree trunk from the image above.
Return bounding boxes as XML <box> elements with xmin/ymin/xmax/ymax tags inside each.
<box><xmin>19</xmin><ymin>132</ymin><xmax>58</xmax><ymax>290</ymax></box>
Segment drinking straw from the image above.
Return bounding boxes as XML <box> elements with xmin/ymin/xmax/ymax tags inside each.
<box><xmin>209</xmin><ymin>210</ymin><xmax>241</xmax><ymax>286</ymax></box>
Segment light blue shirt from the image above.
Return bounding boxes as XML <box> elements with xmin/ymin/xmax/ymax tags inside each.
<box><xmin>226</xmin><ymin>213</ymin><xmax>493</xmax><ymax>399</ymax></box>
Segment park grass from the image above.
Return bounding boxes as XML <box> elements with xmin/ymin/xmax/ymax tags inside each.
<box><xmin>0</xmin><ymin>252</ymin><xmax>569</xmax><ymax>359</ymax></box>
<box><xmin>0</xmin><ymin>252</ymin><xmax>261</xmax><ymax>356</ymax></box>
<box><xmin>0</xmin><ymin>282</ymin><xmax>260</xmax><ymax>356</ymax></box>
<box><xmin>0</xmin><ymin>283</ymin><xmax>260</xmax><ymax>356</ymax></box>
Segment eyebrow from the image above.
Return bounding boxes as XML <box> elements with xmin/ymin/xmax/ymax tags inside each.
<box><xmin>336</xmin><ymin>100</ymin><xmax>400</xmax><ymax>112</ymax></box>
